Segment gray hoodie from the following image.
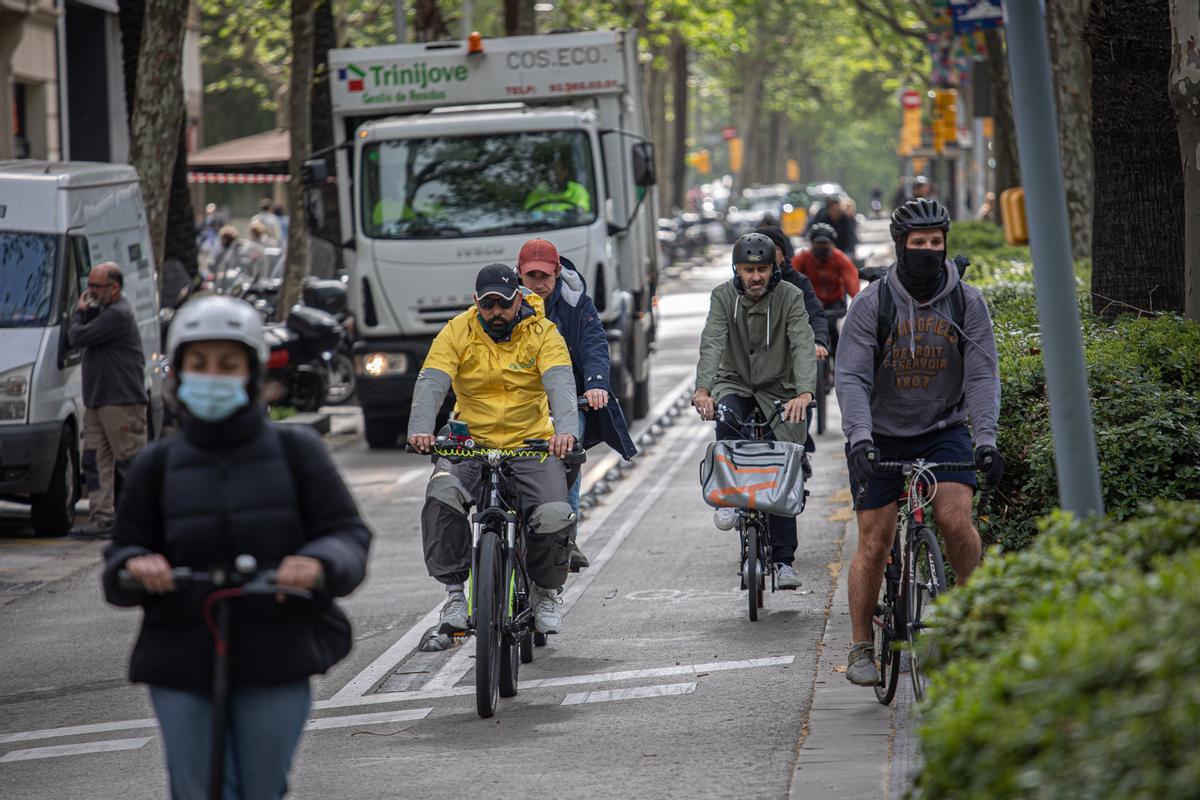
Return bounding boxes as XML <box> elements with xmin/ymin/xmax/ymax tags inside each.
<box><xmin>835</xmin><ymin>260</ymin><xmax>1000</xmax><ymax>448</ymax></box>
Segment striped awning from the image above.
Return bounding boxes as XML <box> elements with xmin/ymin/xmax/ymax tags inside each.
<box><xmin>187</xmin><ymin>172</ymin><xmax>291</xmax><ymax>184</ymax></box>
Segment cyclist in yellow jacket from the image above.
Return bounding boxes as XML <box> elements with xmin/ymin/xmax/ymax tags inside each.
<box><xmin>408</xmin><ymin>263</ymin><xmax>579</xmax><ymax>639</ymax></box>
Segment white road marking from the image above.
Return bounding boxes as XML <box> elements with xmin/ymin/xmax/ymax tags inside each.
<box><xmin>394</xmin><ymin>468</ymin><xmax>427</xmax><ymax>488</ymax></box>
<box><xmin>305</xmin><ymin>708</ymin><xmax>432</xmax><ymax>731</ymax></box>
<box><xmin>0</xmin><ymin>737</ymin><xmax>152</xmax><ymax>763</ymax></box>
<box><xmin>561</xmin><ymin>681</ymin><xmax>696</xmax><ymax>706</ymax></box>
<box><xmin>0</xmin><ymin>656</ymin><xmax>794</xmax><ymax>747</ymax></box>
<box><xmin>330</xmin><ymin>372</ymin><xmax>696</xmax><ymax>703</ymax></box>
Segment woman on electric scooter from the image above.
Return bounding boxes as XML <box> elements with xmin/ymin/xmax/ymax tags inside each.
<box><xmin>102</xmin><ymin>295</ymin><xmax>372</xmax><ymax>800</ymax></box>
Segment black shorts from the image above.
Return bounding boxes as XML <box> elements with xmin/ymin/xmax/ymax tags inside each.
<box><xmin>848</xmin><ymin>425</ymin><xmax>977</xmax><ymax>510</ymax></box>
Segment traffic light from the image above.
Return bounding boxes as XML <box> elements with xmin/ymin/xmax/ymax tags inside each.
<box><xmin>899</xmin><ymin>107</ymin><xmax>922</xmax><ymax>156</ymax></box>
<box><xmin>933</xmin><ymin>89</ymin><xmax>958</xmax><ymax>153</ymax></box>
<box><xmin>729</xmin><ymin>137</ymin><xmax>744</xmax><ymax>173</ymax></box>
<box><xmin>687</xmin><ymin>149</ymin><xmax>712</xmax><ymax>175</ymax></box>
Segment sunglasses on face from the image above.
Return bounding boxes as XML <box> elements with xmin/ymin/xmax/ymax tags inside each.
<box><xmin>87</xmin><ymin>282</ymin><xmax>112</xmax><ymax>290</ymax></box>
<box><xmin>478</xmin><ymin>295</ymin><xmax>517</xmax><ymax>311</ymax></box>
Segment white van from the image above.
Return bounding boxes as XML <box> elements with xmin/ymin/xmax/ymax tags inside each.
<box><xmin>0</xmin><ymin>162</ymin><xmax>162</xmax><ymax>536</ymax></box>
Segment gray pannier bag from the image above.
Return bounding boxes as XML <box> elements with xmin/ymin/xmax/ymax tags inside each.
<box><xmin>699</xmin><ymin>439</ymin><xmax>808</xmax><ymax>516</ymax></box>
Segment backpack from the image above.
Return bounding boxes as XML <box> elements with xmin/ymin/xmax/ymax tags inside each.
<box><xmin>874</xmin><ymin>255</ymin><xmax>970</xmax><ymax>372</ymax></box>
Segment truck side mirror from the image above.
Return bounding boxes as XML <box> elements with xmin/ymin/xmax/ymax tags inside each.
<box><xmin>304</xmin><ymin>187</ymin><xmax>325</xmax><ymax>232</ymax></box>
<box><xmin>301</xmin><ymin>159</ymin><xmax>329</xmax><ymax>187</ymax></box>
<box><xmin>632</xmin><ymin>142</ymin><xmax>657</xmax><ymax>187</ymax></box>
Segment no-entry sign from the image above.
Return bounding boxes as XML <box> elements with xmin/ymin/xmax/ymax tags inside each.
<box><xmin>901</xmin><ymin>90</ymin><xmax>922</xmax><ymax>110</ymax></box>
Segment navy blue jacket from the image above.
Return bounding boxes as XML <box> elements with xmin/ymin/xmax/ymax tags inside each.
<box><xmin>542</xmin><ymin>261</ymin><xmax>637</xmax><ymax>460</ymax></box>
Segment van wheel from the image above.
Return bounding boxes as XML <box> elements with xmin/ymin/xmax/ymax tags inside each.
<box><xmin>31</xmin><ymin>430</ymin><xmax>79</xmax><ymax>537</ymax></box>
<box><xmin>364</xmin><ymin>416</ymin><xmax>403</xmax><ymax>449</ymax></box>
<box><xmin>632</xmin><ymin>375</ymin><xmax>651</xmax><ymax>420</ymax></box>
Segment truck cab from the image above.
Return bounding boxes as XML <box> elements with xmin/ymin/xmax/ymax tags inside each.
<box><xmin>0</xmin><ymin>162</ymin><xmax>162</xmax><ymax>535</ymax></box>
<box><xmin>322</xmin><ymin>30</ymin><xmax>659</xmax><ymax>448</ymax></box>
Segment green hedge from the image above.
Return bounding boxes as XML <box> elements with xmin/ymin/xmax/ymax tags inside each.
<box><xmin>914</xmin><ymin>502</ymin><xmax>1200</xmax><ymax>799</ymax></box>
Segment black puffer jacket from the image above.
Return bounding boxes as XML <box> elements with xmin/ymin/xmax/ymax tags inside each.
<box><xmin>102</xmin><ymin>405</ymin><xmax>372</xmax><ymax>693</ymax></box>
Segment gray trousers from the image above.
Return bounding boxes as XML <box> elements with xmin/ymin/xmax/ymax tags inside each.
<box><xmin>421</xmin><ymin>456</ymin><xmax>575</xmax><ymax>592</ymax></box>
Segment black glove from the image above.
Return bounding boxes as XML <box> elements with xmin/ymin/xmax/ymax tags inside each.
<box><xmin>974</xmin><ymin>445</ymin><xmax>1005</xmax><ymax>486</ymax></box>
<box><xmin>848</xmin><ymin>440</ymin><xmax>878</xmax><ymax>487</ymax></box>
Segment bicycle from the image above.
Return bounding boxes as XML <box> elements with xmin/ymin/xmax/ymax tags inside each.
<box><xmin>862</xmin><ymin>459</ymin><xmax>986</xmax><ymax>705</ymax></box>
<box><xmin>411</xmin><ymin>435</ymin><xmax>584</xmax><ymax>718</ymax></box>
<box><xmin>814</xmin><ymin>303</ymin><xmax>846</xmax><ymax>436</ymax></box>
<box><xmin>711</xmin><ymin>401</ymin><xmax>810</xmax><ymax>622</ymax></box>
<box><xmin>118</xmin><ymin>555</ymin><xmax>318</xmax><ymax>800</ymax></box>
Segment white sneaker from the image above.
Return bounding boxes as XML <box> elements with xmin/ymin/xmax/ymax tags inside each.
<box><xmin>438</xmin><ymin>592</ymin><xmax>468</xmax><ymax>633</ymax></box>
<box><xmin>532</xmin><ymin>586</ymin><xmax>563</xmax><ymax>634</ymax></box>
<box><xmin>713</xmin><ymin>508</ymin><xmax>738</xmax><ymax>530</ymax></box>
<box><xmin>776</xmin><ymin>563</ymin><xmax>802</xmax><ymax>590</ymax></box>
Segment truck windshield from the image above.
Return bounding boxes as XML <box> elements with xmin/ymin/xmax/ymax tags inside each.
<box><xmin>361</xmin><ymin>130</ymin><xmax>597</xmax><ymax>239</ymax></box>
<box><xmin>0</xmin><ymin>232</ymin><xmax>58</xmax><ymax>328</ymax></box>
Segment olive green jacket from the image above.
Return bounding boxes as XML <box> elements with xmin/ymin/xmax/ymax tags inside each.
<box><xmin>695</xmin><ymin>279</ymin><xmax>817</xmax><ymax>444</ymax></box>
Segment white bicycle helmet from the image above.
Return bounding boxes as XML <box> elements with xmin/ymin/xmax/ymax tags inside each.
<box><xmin>166</xmin><ymin>295</ymin><xmax>269</xmax><ymax>367</ymax></box>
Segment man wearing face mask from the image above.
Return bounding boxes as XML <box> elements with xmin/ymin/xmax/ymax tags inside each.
<box><xmin>693</xmin><ymin>232</ymin><xmax>817</xmax><ymax>590</ymax></box>
<box><xmin>68</xmin><ymin>262</ymin><xmax>148</xmax><ymax>539</ymax></box>
<box><xmin>835</xmin><ymin>198</ymin><xmax>1004</xmax><ymax>688</ymax></box>
<box><xmin>408</xmin><ymin>263</ymin><xmax>579</xmax><ymax>639</ymax></box>
<box><xmin>794</xmin><ymin>223</ymin><xmax>861</xmax><ymax>357</ymax></box>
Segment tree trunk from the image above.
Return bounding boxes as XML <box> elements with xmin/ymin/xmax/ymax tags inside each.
<box><xmin>413</xmin><ymin>0</ymin><xmax>450</xmax><ymax>42</ymax></box>
<box><xmin>985</xmin><ymin>29</ymin><xmax>1020</xmax><ymax>202</ymax></box>
<box><xmin>311</xmin><ymin>0</ymin><xmax>342</xmax><ymax>253</ymax></box>
<box><xmin>1086</xmin><ymin>0</ymin><xmax>1185</xmax><ymax>316</ymax></box>
<box><xmin>1046</xmin><ymin>0</ymin><xmax>1095</xmax><ymax>258</ymax></box>
<box><xmin>647</xmin><ymin>57</ymin><xmax>669</xmax><ymax>208</ymax></box>
<box><xmin>126</xmin><ymin>0</ymin><xmax>190</xmax><ymax>280</ymax></box>
<box><xmin>162</xmin><ymin>119</ymin><xmax>199</xmax><ymax>277</ymax></box>
<box><xmin>669</xmin><ymin>33</ymin><xmax>688</xmax><ymax>212</ymax></box>
<box><xmin>736</xmin><ymin>70</ymin><xmax>765</xmax><ymax>194</ymax></box>
<box><xmin>1169</xmin><ymin>0</ymin><xmax>1200</xmax><ymax>321</ymax></box>
<box><xmin>504</xmin><ymin>0</ymin><xmax>536</xmax><ymax>36</ymax></box>
<box><xmin>281</xmin><ymin>0</ymin><xmax>315</xmax><ymax>316</ymax></box>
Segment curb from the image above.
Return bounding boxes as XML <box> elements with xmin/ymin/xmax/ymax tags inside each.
<box><xmin>277</xmin><ymin>412</ymin><xmax>332</xmax><ymax>436</ymax></box>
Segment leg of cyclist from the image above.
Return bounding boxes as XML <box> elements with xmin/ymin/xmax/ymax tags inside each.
<box><xmin>845</xmin><ymin>440</ymin><xmax>905</xmax><ymax>686</ymax></box>
<box><xmin>713</xmin><ymin>394</ymin><xmax>756</xmax><ymax>440</ymax></box>
<box><xmin>420</xmin><ymin>460</ymin><xmax>482</xmax><ymax>635</ymax></box>
<box><xmin>931</xmin><ymin>483</ymin><xmax>981</xmax><ymax>582</ymax></box>
<box><xmin>226</xmin><ymin>679</ymin><xmax>312</xmax><ymax>800</ymax></box>
<box><xmin>566</xmin><ymin>409</ymin><xmax>590</xmax><ymax>571</ymax></box>
<box><xmin>509</xmin><ymin>457</ymin><xmax>574</xmax><ymax>634</ymax></box>
<box><xmin>770</xmin><ymin>513</ymin><xmax>802</xmax><ymax>589</ymax></box>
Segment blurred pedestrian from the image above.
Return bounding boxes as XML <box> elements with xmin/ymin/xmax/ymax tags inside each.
<box><xmin>250</xmin><ymin>198</ymin><xmax>282</xmax><ymax>245</ymax></box>
<box><xmin>68</xmin><ymin>262</ymin><xmax>148</xmax><ymax>539</ymax></box>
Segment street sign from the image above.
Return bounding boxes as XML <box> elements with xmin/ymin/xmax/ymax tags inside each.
<box><xmin>901</xmin><ymin>89</ymin><xmax>922</xmax><ymax>110</ymax></box>
<box><xmin>721</xmin><ymin>126</ymin><xmax>738</xmax><ymax>141</ymax></box>
<box><xmin>951</xmin><ymin>0</ymin><xmax>1003</xmax><ymax>35</ymax></box>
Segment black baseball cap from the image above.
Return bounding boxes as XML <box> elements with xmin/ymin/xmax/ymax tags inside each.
<box><xmin>475</xmin><ymin>263</ymin><xmax>521</xmax><ymax>299</ymax></box>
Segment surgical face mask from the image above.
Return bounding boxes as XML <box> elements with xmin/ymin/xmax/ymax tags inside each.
<box><xmin>177</xmin><ymin>372</ymin><xmax>250</xmax><ymax>422</ymax></box>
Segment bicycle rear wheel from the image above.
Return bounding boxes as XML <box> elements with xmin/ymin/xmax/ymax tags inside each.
<box><xmin>744</xmin><ymin>523</ymin><xmax>761</xmax><ymax>621</ymax></box>
<box><xmin>499</xmin><ymin>562</ymin><xmax>521</xmax><ymax>697</ymax></box>
<box><xmin>905</xmin><ymin>526</ymin><xmax>947</xmax><ymax>702</ymax></box>
<box><xmin>874</xmin><ymin>541</ymin><xmax>903</xmax><ymax>705</ymax></box>
<box><xmin>474</xmin><ymin>530</ymin><xmax>503</xmax><ymax>718</ymax></box>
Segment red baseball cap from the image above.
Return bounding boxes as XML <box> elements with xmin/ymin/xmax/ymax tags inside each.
<box><xmin>517</xmin><ymin>238</ymin><xmax>560</xmax><ymax>275</ymax></box>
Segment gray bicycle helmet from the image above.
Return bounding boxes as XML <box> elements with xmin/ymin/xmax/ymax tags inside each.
<box><xmin>808</xmin><ymin>223</ymin><xmax>837</xmax><ymax>244</ymax></box>
<box><xmin>167</xmin><ymin>294</ymin><xmax>269</xmax><ymax>367</ymax></box>
<box><xmin>889</xmin><ymin>198</ymin><xmax>951</xmax><ymax>243</ymax></box>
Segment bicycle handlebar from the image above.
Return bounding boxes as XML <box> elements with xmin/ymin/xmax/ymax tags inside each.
<box><xmin>407</xmin><ymin>436</ymin><xmax>586</xmax><ymax>466</ymax></box>
<box><xmin>873</xmin><ymin>460</ymin><xmax>978</xmax><ymax>473</ymax></box>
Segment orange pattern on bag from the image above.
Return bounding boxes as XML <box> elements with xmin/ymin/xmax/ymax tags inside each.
<box><xmin>706</xmin><ymin>454</ymin><xmax>780</xmax><ymax>509</ymax></box>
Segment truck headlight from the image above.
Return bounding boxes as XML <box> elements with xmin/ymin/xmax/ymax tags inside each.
<box><xmin>0</xmin><ymin>364</ymin><xmax>32</xmax><ymax>423</ymax></box>
<box><xmin>359</xmin><ymin>352</ymin><xmax>409</xmax><ymax>377</ymax></box>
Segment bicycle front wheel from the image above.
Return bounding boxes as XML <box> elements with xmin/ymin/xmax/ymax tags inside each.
<box><xmin>905</xmin><ymin>526</ymin><xmax>947</xmax><ymax>702</ymax></box>
<box><xmin>745</xmin><ymin>523</ymin><xmax>761</xmax><ymax>621</ymax></box>
<box><xmin>815</xmin><ymin>360</ymin><xmax>829</xmax><ymax>435</ymax></box>
<box><xmin>474</xmin><ymin>530</ymin><xmax>503</xmax><ymax>718</ymax></box>
<box><xmin>499</xmin><ymin>562</ymin><xmax>521</xmax><ymax>698</ymax></box>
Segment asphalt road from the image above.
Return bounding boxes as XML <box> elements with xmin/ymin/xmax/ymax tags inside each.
<box><xmin>0</xmin><ymin>221</ymin><xmax>910</xmax><ymax>799</ymax></box>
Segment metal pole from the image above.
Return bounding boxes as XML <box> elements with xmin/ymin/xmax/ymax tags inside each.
<box><xmin>1003</xmin><ymin>3</ymin><xmax>1104</xmax><ymax>516</ymax></box>
<box><xmin>462</xmin><ymin>0</ymin><xmax>474</xmax><ymax>38</ymax></box>
<box><xmin>394</xmin><ymin>0</ymin><xmax>407</xmax><ymax>43</ymax></box>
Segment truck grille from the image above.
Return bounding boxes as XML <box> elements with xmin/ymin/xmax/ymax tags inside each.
<box><xmin>417</xmin><ymin>303</ymin><xmax>472</xmax><ymax>324</ymax></box>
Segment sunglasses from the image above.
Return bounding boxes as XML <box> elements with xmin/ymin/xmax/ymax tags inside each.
<box><xmin>478</xmin><ymin>295</ymin><xmax>517</xmax><ymax>311</ymax></box>
<box><xmin>87</xmin><ymin>282</ymin><xmax>112</xmax><ymax>289</ymax></box>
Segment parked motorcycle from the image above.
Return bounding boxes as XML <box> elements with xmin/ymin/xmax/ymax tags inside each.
<box><xmin>263</xmin><ymin>305</ymin><xmax>344</xmax><ymax>413</ymax></box>
<box><xmin>300</xmin><ymin>276</ymin><xmax>356</xmax><ymax>405</ymax></box>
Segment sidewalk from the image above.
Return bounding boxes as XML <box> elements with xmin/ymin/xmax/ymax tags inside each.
<box><xmin>789</xmin><ymin>511</ymin><xmax>920</xmax><ymax>799</ymax></box>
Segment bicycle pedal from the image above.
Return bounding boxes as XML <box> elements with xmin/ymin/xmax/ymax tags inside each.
<box><xmin>451</xmin><ymin>630</ymin><xmax>469</xmax><ymax>639</ymax></box>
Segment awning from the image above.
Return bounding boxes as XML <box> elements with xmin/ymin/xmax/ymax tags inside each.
<box><xmin>188</xmin><ymin>129</ymin><xmax>290</xmax><ymax>171</ymax></box>
<box><xmin>187</xmin><ymin>172</ymin><xmax>290</xmax><ymax>184</ymax></box>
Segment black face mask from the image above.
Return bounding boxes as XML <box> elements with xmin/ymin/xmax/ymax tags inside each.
<box><xmin>898</xmin><ymin>248</ymin><xmax>945</xmax><ymax>301</ymax></box>
<box><xmin>813</xmin><ymin>247</ymin><xmax>831</xmax><ymax>261</ymax></box>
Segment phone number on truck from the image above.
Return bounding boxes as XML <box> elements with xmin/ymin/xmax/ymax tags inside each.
<box><xmin>549</xmin><ymin>79</ymin><xmax>621</xmax><ymax>93</ymax></box>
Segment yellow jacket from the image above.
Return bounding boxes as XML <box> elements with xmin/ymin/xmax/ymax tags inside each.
<box><xmin>419</xmin><ymin>292</ymin><xmax>573</xmax><ymax>449</ymax></box>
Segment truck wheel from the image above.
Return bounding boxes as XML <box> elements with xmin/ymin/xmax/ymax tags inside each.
<box><xmin>632</xmin><ymin>375</ymin><xmax>651</xmax><ymax>420</ymax></box>
<box><xmin>30</xmin><ymin>429</ymin><xmax>80</xmax><ymax>537</ymax></box>
<box><xmin>364</xmin><ymin>417</ymin><xmax>404</xmax><ymax>449</ymax></box>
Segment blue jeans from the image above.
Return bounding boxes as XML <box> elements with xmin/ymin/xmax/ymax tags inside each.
<box><xmin>149</xmin><ymin>680</ymin><xmax>311</xmax><ymax>800</ymax></box>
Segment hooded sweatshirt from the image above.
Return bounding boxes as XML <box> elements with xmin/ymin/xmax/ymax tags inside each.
<box><xmin>835</xmin><ymin>259</ymin><xmax>1000</xmax><ymax>447</ymax></box>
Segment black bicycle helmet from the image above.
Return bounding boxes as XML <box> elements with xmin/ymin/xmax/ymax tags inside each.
<box><xmin>732</xmin><ymin>232</ymin><xmax>775</xmax><ymax>265</ymax></box>
<box><xmin>808</xmin><ymin>222</ymin><xmax>837</xmax><ymax>244</ymax></box>
<box><xmin>890</xmin><ymin>198</ymin><xmax>951</xmax><ymax>243</ymax></box>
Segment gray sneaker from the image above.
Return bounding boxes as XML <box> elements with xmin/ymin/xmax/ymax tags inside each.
<box><xmin>437</xmin><ymin>592</ymin><xmax>468</xmax><ymax>634</ymax></box>
<box><xmin>846</xmin><ymin>641</ymin><xmax>880</xmax><ymax>686</ymax></box>
<box><xmin>776</xmin><ymin>563</ymin><xmax>801</xmax><ymax>590</ymax></box>
<box><xmin>532</xmin><ymin>586</ymin><xmax>563</xmax><ymax>634</ymax></box>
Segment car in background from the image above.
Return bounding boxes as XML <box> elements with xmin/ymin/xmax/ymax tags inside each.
<box><xmin>724</xmin><ymin>184</ymin><xmax>790</xmax><ymax>242</ymax></box>
<box><xmin>806</xmin><ymin>181</ymin><xmax>857</xmax><ymax>219</ymax></box>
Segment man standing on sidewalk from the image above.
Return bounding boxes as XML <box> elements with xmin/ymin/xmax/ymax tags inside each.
<box><xmin>69</xmin><ymin>262</ymin><xmax>148</xmax><ymax>539</ymax></box>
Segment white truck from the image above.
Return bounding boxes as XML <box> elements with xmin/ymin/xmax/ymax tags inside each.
<box><xmin>313</xmin><ymin>29</ymin><xmax>660</xmax><ymax>448</ymax></box>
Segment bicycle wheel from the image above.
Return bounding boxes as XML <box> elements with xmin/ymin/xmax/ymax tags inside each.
<box><xmin>874</xmin><ymin>540</ymin><xmax>903</xmax><ymax>705</ymax></box>
<box><xmin>905</xmin><ymin>526</ymin><xmax>947</xmax><ymax>702</ymax></box>
<box><xmin>499</xmin><ymin>561</ymin><xmax>521</xmax><ymax>697</ymax></box>
<box><xmin>474</xmin><ymin>530</ymin><xmax>503</xmax><ymax>718</ymax></box>
<box><xmin>745</xmin><ymin>523</ymin><xmax>760</xmax><ymax>621</ymax></box>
